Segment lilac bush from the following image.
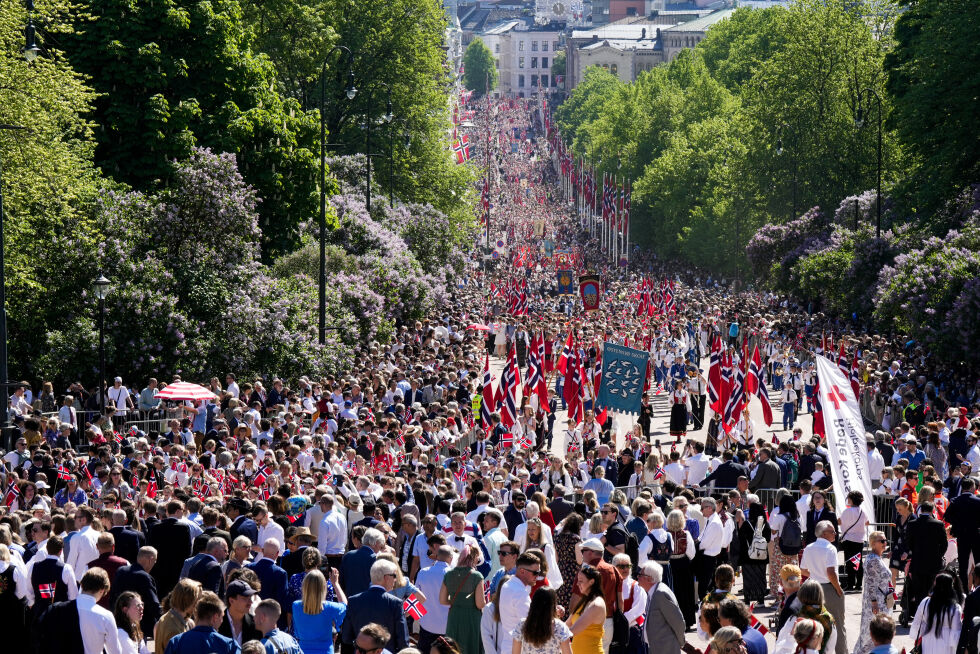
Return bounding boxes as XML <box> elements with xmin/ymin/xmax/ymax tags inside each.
<box><xmin>745</xmin><ymin>207</ymin><xmax>829</xmax><ymax>290</ymax></box>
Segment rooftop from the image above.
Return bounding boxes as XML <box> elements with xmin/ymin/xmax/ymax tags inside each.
<box><xmin>580</xmin><ymin>38</ymin><xmax>662</xmax><ymax>51</ymax></box>
<box><xmin>661</xmin><ymin>7</ymin><xmax>735</xmax><ymax>31</ymax></box>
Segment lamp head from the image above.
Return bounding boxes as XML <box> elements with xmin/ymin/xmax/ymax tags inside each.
<box><xmin>23</xmin><ymin>20</ymin><xmax>39</xmax><ymax>63</ymax></box>
<box><xmin>775</xmin><ymin>138</ymin><xmax>783</xmax><ymax>156</ymax></box>
<box><xmin>855</xmin><ymin>107</ymin><xmax>865</xmax><ymax>129</ymax></box>
<box><xmin>345</xmin><ymin>69</ymin><xmax>357</xmax><ymax>100</ymax></box>
<box><xmin>93</xmin><ymin>274</ymin><xmax>111</xmax><ymax>300</ymax></box>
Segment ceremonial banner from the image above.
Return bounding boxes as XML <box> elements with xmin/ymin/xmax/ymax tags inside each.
<box><xmin>815</xmin><ymin>355</ymin><xmax>875</xmax><ymax>523</ymax></box>
<box><xmin>596</xmin><ymin>342</ymin><xmax>649</xmax><ymax>415</ymax></box>
<box><xmin>556</xmin><ymin>270</ymin><xmax>575</xmax><ymax>295</ymax></box>
<box><xmin>579</xmin><ymin>275</ymin><xmax>601</xmax><ymax>311</ymax></box>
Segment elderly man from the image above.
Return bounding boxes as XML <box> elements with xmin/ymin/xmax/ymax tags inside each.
<box><xmin>574</xmin><ymin>538</ymin><xmax>623</xmax><ymax>651</ymax></box>
<box><xmin>695</xmin><ymin>497</ymin><xmax>725</xmax><ymax>597</ymax></box>
<box><xmin>801</xmin><ymin>520</ymin><xmax>847</xmax><ymax>654</ymax></box>
<box><xmin>340</xmin><ymin>559</ymin><xmax>409</xmax><ymax>654</ymax></box>
<box><xmin>340</xmin><ymin>527</ymin><xmax>385</xmax><ymax>597</ymax></box>
<box><xmin>639</xmin><ymin>561</ymin><xmax>685</xmax><ymax>654</ymax></box>
<box><xmin>246</xmin><ymin>538</ymin><xmax>288</xmax><ymax>624</ymax></box>
<box><xmin>112</xmin><ymin>546</ymin><xmax>160</xmax><ymax>636</ymax></box>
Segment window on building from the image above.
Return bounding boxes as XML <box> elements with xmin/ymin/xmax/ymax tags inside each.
<box><xmin>611</xmin><ymin>63</ymin><xmax>618</xmax><ymax>75</ymax></box>
<box><xmin>543</xmin><ymin>41</ymin><xmax>549</xmax><ymax>52</ymax></box>
<box><xmin>626</xmin><ymin>6</ymin><xmax>637</xmax><ymax>15</ymax></box>
<box><xmin>532</xmin><ymin>41</ymin><xmax>538</xmax><ymax>51</ymax></box>
<box><xmin>542</xmin><ymin>57</ymin><xmax>549</xmax><ymax>68</ymax></box>
<box><xmin>495</xmin><ymin>60</ymin><xmax>499</xmax><ymax>68</ymax></box>
<box><xmin>518</xmin><ymin>75</ymin><xmax>525</xmax><ymax>87</ymax></box>
<box><xmin>553</xmin><ymin>41</ymin><xmax>559</xmax><ymax>51</ymax></box>
<box><xmin>531</xmin><ymin>57</ymin><xmax>538</xmax><ymax>68</ymax></box>
<box><xmin>519</xmin><ymin>56</ymin><xmax>525</xmax><ymax>68</ymax></box>
<box><xmin>542</xmin><ymin>75</ymin><xmax>549</xmax><ymax>88</ymax></box>
<box><xmin>495</xmin><ymin>43</ymin><xmax>500</xmax><ymax>53</ymax></box>
<box><xmin>531</xmin><ymin>75</ymin><xmax>538</xmax><ymax>87</ymax></box>
<box><xmin>519</xmin><ymin>41</ymin><xmax>524</xmax><ymax>51</ymax></box>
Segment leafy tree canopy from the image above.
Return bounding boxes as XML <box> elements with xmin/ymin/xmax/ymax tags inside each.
<box><xmin>463</xmin><ymin>38</ymin><xmax>498</xmax><ymax>97</ymax></box>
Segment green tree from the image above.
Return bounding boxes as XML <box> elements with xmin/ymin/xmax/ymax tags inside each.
<box><xmin>0</xmin><ymin>0</ymin><xmax>110</xmax><ymax>379</ymax></box>
<box><xmin>463</xmin><ymin>38</ymin><xmax>498</xmax><ymax>97</ymax></box>
<box><xmin>886</xmin><ymin>0</ymin><xmax>980</xmax><ymax>219</ymax></box>
<box><xmin>57</xmin><ymin>0</ymin><xmax>320</xmax><ymax>258</ymax></box>
<box><xmin>552</xmin><ymin>66</ymin><xmax>621</xmax><ymax>144</ymax></box>
<box><xmin>551</xmin><ymin>50</ymin><xmax>565</xmax><ymax>78</ymax></box>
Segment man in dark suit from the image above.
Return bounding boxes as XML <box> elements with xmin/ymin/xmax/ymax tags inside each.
<box><xmin>503</xmin><ymin>492</ymin><xmax>527</xmax><ymax>537</ymax></box>
<box><xmin>798</xmin><ymin>443</ymin><xmax>820</xmax><ymax>482</ymax></box>
<box><xmin>192</xmin><ymin>506</ymin><xmax>232</xmax><ymax>554</ymax></box>
<box><xmin>470</xmin><ymin>431</ymin><xmax>491</xmax><ymax>458</ymax></box>
<box><xmin>905</xmin><ymin>501</ymin><xmax>948</xmax><ymax>626</ymax></box>
<box><xmin>188</xmin><ymin>537</ymin><xmax>228</xmax><ymax>594</ymax></box>
<box><xmin>147</xmin><ymin>499</ymin><xmax>192</xmax><ymax>597</ymax></box>
<box><xmin>549</xmin><ymin>487</ymin><xmax>574</xmax><ymax>524</ymax></box>
<box><xmin>113</xmin><ymin>547</ymin><xmax>161</xmax><ymax>637</ymax></box>
<box><xmin>340</xmin><ymin>559</ymin><xmax>409</xmax><ymax>654</ymax></box>
<box><xmin>246</xmin><ymin>539</ymin><xmax>289</xmax><ymax>626</ymax></box>
<box><xmin>109</xmin><ymin>510</ymin><xmax>145</xmax><ymax>564</ymax></box>
<box><xmin>941</xmin><ymin>477</ymin><xmax>980</xmax><ymax>587</ymax></box>
<box><xmin>592</xmin><ymin>444</ymin><xmax>619</xmax><ymax>484</ymax></box>
<box><xmin>749</xmin><ymin>448</ymin><xmax>782</xmax><ymax>491</ymax></box>
<box><xmin>218</xmin><ymin>580</ymin><xmax>263</xmax><ymax>644</ymax></box>
<box><xmin>279</xmin><ymin>527</ymin><xmax>314</xmax><ymax>578</ymax></box>
<box><xmin>340</xmin><ymin>527</ymin><xmax>384</xmax><ymax>596</ymax></box>
<box><xmin>698</xmin><ymin>450</ymin><xmax>749</xmax><ymax>489</ymax></box>
<box><xmin>226</xmin><ymin>498</ymin><xmax>259</xmax><ymax>545</ymax></box>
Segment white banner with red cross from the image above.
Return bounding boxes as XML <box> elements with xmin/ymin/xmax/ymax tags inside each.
<box><xmin>815</xmin><ymin>354</ymin><xmax>875</xmax><ymax>524</ymax></box>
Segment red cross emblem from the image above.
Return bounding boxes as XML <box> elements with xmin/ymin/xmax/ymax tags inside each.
<box><xmin>827</xmin><ymin>385</ymin><xmax>848</xmax><ymax>409</ymax></box>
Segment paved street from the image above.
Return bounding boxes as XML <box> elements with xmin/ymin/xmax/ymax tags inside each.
<box><xmin>488</xmin><ymin>351</ymin><xmax>912</xmax><ymax>652</ymax></box>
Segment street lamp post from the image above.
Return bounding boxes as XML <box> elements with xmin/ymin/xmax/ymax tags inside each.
<box><xmin>775</xmin><ymin>125</ymin><xmax>798</xmax><ymax>220</ymax></box>
<box><xmin>855</xmin><ymin>87</ymin><xmax>883</xmax><ymax>238</ymax></box>
<box><xmin>318</xmin><ymin>45</ymin><xmax>357</xmax><ymax>346</ymax></box>
<box><xmin>363</xmin><ymin>82</ymin><xmax>393</xmax><ymax>214</ymax></box>
<box><xmin>93</xmin><ymin>274</ymin><xmax>110</xmax><ymax>420</ymax></box>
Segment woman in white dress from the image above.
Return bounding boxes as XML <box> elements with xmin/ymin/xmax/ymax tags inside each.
<box><xmin>524</xmin><ymin>518</ymin><xmax>563</xmax><ymax>590</ymax></box>
<box><xmin>495</xmin><ymin>322</ymin><xmax>509</xmax><ymax>357</ymax></box>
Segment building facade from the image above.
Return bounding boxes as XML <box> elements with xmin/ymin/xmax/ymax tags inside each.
<box><xmin>480</xmin><ymin>20</ymin><xmax>564</xmax><ymax>97</ymax></box>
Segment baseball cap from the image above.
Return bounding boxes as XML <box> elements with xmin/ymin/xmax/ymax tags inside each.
<box><xmin>226</xmin><ymin>580</ymin><xmax>257</xmax><ymax>598</ymax></box>
<box><xmin>581</xmin><ymin>538</ymin><xmax>604</xmax><ymax>552</ymax></box>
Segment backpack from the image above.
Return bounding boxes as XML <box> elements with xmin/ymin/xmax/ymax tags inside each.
<box><xmin>748</xmin><ymin>517</ymin><xmax>769</xmax><ymax>560</ymax></box>
<box><xmin>778</xmin><ymin>516</ymin><xmax>804</xmax><ymax>555</ymax></box>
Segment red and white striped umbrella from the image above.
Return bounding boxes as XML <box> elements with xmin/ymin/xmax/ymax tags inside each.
<box><xmin>155</xmin><ymin>381</ymin><xmax>216</xmax><ymax>402</ymax></box>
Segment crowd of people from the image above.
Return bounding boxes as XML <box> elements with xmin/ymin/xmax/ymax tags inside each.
<box><xmin>0</xmin><ymin>96</ymin><xmax>978</xmax><ymax>654</ymax></box>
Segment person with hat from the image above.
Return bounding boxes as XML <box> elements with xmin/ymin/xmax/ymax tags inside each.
<box><xmin>218</xmin><ymin>579</ymin><xmax>263</xmax><ymax>646</ymax></box>
<box><xmin>572</xmin><ymin>537</ymin><xmax>623</xmax><ymax>652</ymax></box>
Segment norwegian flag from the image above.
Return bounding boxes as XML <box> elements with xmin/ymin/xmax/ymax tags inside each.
<box><xmin>556</xmin><ymin>331</ymin><xmax>574</xmax><ymax>376</ymax></box>
<box><xmin>653</xmin><ymin>466</ymin><xmax>665</xmax><ymax>481</ymax></box>
<box><xmin>525</xmin><ymin>333</ymin><xmax>549</xmax><ymax>408</ymax></box>
<box><xmin>636</xmin><ymin>615</ymin><xmax>645</xmax><ymax>627</ymax></box>
<box><xmin>748</xmin><ymin>613</ymin><xmax>769</xmax><ymax>636</ymax></box>
<box><xmin>563</xmin><ymin>344</ymin><xmax>584</xmax><ymax>424</ymax></box>
<box><xmin>592</xmin><ymin>346</ymin><xmax>602</xmax><ymax>397</ymax></box>
<box><xmin>723</xmin><ymin>355</ymin><xmax>745</xmax><ymax>434</ymax></box>
<box><xmin>847</xmin><ymin>552</ymin><xmax>862</xmax><ymax>569</ymax></box>
<box><xmin>57</xmin><ymin>465</ymin><xmax>72</xmax><ymax>481</ymax></box>
<box><xmin>404</xmin><ymin>593</ymin><xmax>428</xmax><ymax>620</ymax></box>
<box><xmin>708</xmin><ymin>336</ymin><xmax>722</xmax><ymax>409</ymax></box>
<box><xmin>479</xmin><ymin>355</ymin><xmax>496</xmax><ymax>429</ymax></box>
<box><xmin>717</xmin><ymin>351</ymin><xmax>733</xmax><ymax>421</ymax></box>
<box><xmin>484</xmin><ymin>579</ymin><xmax>492</xmax><ymax>604</ymax></box>
<box><xmin>253</xmin><ymin>465</ymin><xmax>272</xmax><ymax>487</ymax></box>
<box><xmin>812</xmin><ymin>380</ymin><xmax>825</xmax><ymax>437</ymax></box>
<box><xmin>662</xmin><ymin>284</ymin><xmax>675</xmax><ymax>315</ymax></box>
<box><xmin>452</xmin><ymin>135</ymin><xmax>471</xmax><ymax>164</ymax></box>
<box><xmin>500</xmin><ymin>432</ymin><xmax>515</xmax><ymax>449</ymax></box>
<box><xmin>622</xmin><ymin>182</ymin><xmax>631</xmax><ymax>232</ymax></box>
<box><xmin>837</xmin><ymin>341</ymin><xmax>848</xmax><ymax>376</ymax></box>
<box><xmin>745</xmin><ymin>345</ymin><xmax>762</xmax><ymax>396</ymax></box>
<box><xmin>146</xmin><ymin>478</ymin><xmax>158</xmax><ymax>499</ymax></box>
<box><xmin>519</xmin><ymin>433</ymin><xmax>534</xmax><ymax>450</ymax></box>
<box><xmin>757</xmin><ymin>365</ymin><xmax>774</xmax><ymax>429</ymax></box>
<box><xmin>128</xmin><ymin>425</ymin><xmax>139</xmax><ymax>437</ymax></box>
<box><xmin>499</xmin><ymin>344</ymin><xmax>521</xmax><ymax>429</ymax></box>
<box><xmin>113</xmin><ymin>431</ymin><xmax>123</xmax><ymax>444</ymax></box>
<box><xmin>38</xmin><ymin>583</ymin><xmax>56</xmax><ymax>599</ymax></box>
<box><xmin>170</xmin><ymin>460</ymin><xmax>188</xmax><ymax>474</ymax></box>
<box><xmin>4</xmin><ymin>482</ymin><xmax>20</xmax><ymax>507</ymax></box>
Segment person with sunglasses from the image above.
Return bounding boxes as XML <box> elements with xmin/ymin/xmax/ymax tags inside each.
<box><xmin>499</xmin><ymin>553</ymin><xmax>540</xmax><ymax>654</ymax></box>
<box><xmin>852</xmin><ymin>531</ymin><xmax>893</xmax><ymax>654</ymax></box>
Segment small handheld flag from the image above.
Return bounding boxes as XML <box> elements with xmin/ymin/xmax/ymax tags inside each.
<box><xmin>403</xmin><ymin>593</ymin><xmax>428</xmax><ymax>620</ymax></box>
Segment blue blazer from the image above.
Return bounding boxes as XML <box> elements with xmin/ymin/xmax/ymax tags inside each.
<box><xmin>188</xmin><ymin>554</ymin><xmax>223</xmax><ymax>595</ymax></box>
<box><xmin>164</xmin><ymin>625</ymin><xmax>239</xmax><ymax>654</ymax></box>
<box><xmin>229</xmin><ymin>515</ymin><xmax>259</xmax><ymax>544</ymax></box>
<box><xmin>340</xmin><ymin>586</ymin><xmax>408</xmax><ymax>653</ymax></box>
<box><xmin>246</xmin><ymin>558</ymin><xmax>289</xmax><ymax>607</ymax></box>
<box><xmin>339</xmin><ymin>545</ymin><xmax>376</xmax><ymax>597</ymax></box>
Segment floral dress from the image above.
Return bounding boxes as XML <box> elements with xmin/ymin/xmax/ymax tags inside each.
<box><xmin>512</xmin><ymin>618</ymin><xmax>573</xmax><ymax>654</ymax></box>
<box><xmin>851</xmin><ymin>553</ymin><xmax>891</xmax><ymax>654</ymax></box>
<box><xmin>555</xmin><ymin>530</ymin><xmax>582</xmax><ymax>611</ymax></box>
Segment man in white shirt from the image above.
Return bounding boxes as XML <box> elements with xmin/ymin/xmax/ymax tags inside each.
<box><xmin>867</xmin><ymin>438</ymin><xmax>885</xmax><ymax>489</ymax></box>
<box><xmin>415</xmin><ymin>545</ymin><xmax>453</xmax><ymax>653</ymax></box>
<box><xmin>66</xmin><ymin>506</ymin><xmax>102</xmax><ymax>576</ymax></box>
<box><xmin>498</xmin><ymin>553</ymin><xmax>536</xmax><ymax>654</ymax></box>
<box><xmin>683</xmin><ymin>442</ymin><xmax>711</xmax><ymax>486</ymax></box>
<box><xmin>76</xmin><ymin>568</ymin><xmax>123</xmax><ymax>654</ymax></box>
<box><xmin>255</xmin><ymin>506</ymin><xmax>285</xmax><ymax>559</ymax></box>
<box><xmin>481</xmin><ymin>510</ymin><xmax>508</xmax><ymax>578</ymax></box>
<box><xmin>25</xmin><ymin>537</ymin><xmax>79</xmax><ymax>605</ymax></box>
<box><xmin>801</xmin><ymin>520</ymin><xmax>847</xmax><ymax>654</ymax></box>
<box><xmin>225</xmin><ymin>374</ymin><xmax>241</xmax><ymax>400</ymax></box>
<box><xmin>316</xmin><ymin>495</ymin><xmax>348</xmax><ymax>569</ymax></box>
<box><xmin>106</xmin><ymin>377</ymin><xmax>133</xmax><ymax>417</ymax></box>
<box><xmin>696</xmin><ymin>498</ymin><xmax>724</xmax><ymax>597</ymax></box>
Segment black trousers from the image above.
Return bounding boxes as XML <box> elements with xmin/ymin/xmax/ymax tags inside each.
<box><xmin>907</xmin><ymin>567</ymin><xmax>941</xmax><ymax>621</ymax></box>
<box><xmin>841</xmin><ymin>540</ymin><xmax>863</xmax><ymax>590</ymax></box>
<box><xmin>958</xmin><ymin>537</ymin><xmax>980</xmax><ymax>589</ymax></box>
<box><xmin>692</xmin><ymin>394</ymin><xmax>706</xmax><ymax>430</ymax></box>
<box><xmin>695</xmin><ymin>552</ymin><xmax>718</xmax><ymax>598</ymax></box>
